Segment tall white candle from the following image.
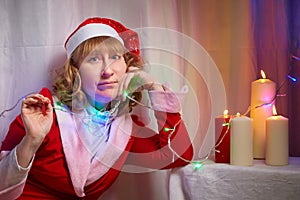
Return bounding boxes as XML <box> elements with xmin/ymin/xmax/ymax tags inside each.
<box><xmin>230</xmin><ymin>114</ymin><xmax>253</xmax><ymax>166</ymax></box>
<box><xmin>265</xmin><ymin>106</ymin><xmax>289</xmax><ymax>166</ymax></box>
<box><xmin>250</xmin><ymin>70</ymin><xmax>276</xmax><ymax>159</ymax></box>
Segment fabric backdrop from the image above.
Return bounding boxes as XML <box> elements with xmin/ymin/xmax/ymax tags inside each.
<box><xmin>0</xmin><ymin>0</ymin><xmax>299</xmax><ymax>199</ymax></box>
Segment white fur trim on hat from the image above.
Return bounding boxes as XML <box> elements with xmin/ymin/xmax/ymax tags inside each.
<box><xmin>65</xmin><ymin>23</ymin><xmax>124</xmax><ymax>58</ymax></box>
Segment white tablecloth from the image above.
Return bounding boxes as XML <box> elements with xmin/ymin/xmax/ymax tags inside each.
<box><xmin>169</xmin><ymin>157</ymin><xmax>300</xmax><ymax>200</ymax></box>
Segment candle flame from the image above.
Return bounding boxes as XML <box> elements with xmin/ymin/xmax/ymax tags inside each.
<box><xmin>272</xmin><ymin>105</ymin><xmax>277</xmax><ymax>116</ymax></box>
<box><xmin>260</xmin><ymin>70</ymin><xmax>266</xmax><ymax>79</ymax></box>
<box><xmin>223</xmin><ymin>109</ymin><xmax>229</xmax><ymax>117</ymax></box>
<box><xmin>236</xmin><ymin>112</ymin><xmax>241</xmax><ymax>117</ymax></box>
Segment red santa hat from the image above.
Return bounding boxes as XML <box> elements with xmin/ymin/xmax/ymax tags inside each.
<box><xmin>65</xmin><ymin>17</ymin><xmax>140</xmax><ymax>58</ymax></box>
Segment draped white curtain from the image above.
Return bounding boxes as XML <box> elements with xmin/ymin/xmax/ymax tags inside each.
<box><xmin>0</xmin><ymin>0</ymin><xmax>295</xmax><ymax>199</ymax></box>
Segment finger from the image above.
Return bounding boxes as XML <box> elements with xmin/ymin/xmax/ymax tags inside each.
<box><xmin>118</xmin><ymin>73</ymin><xmax>134</xmax><ymax>101</ymax></box>
<box><xmin>116</xmin><ymin>75</ymin><xmax>126</xmax><ymax>100</ymax></box>
<box><xmin>128</xmin><ymin>66</ymin><xmax>140</xmax><ymax>72</ymax></box>
<box><xmin>23</xmin><ymin>94</ymin><xmax>47</xmax><ymax>104</ymax></box>
<box><xmin>35</xmin><ymin>95</ymin><xmax>51</xmax><ymax>104</ymax></box>
<box><xmin>124</xmin><ymin>73</ymin><xmax>136</xmax><ymax>92</ymax></box>
<box><xmin>42</xmin><ymin>102</ymin><xmax>53</xmax><ymax>116</ymax></box>
<box><xmin>24</xmin><ymin>93</ymin><xmax>43</xmax><ymax>100</ymax></box>
<box><xmin>23</xmin><ymin>94</ymin><xmax>50</xmax><ymax>105</ymax></box>
<box><xmin>22</xmin><ymin>96</ymin><xmax>51</xmax><ymax>114</ymax></box>
<box><xmin>162</xmin><ymin>82</ymin><xmax>171</xmax><ymax>90</ymax></box>
<box><xmin>22</xmin><ymin>97</ymin><xmax>39</xmax><ymax>106</ymax></box>
<box><xmin>22</xmin><ymin>98</ymin><xmax>44</xmax><ymax>108</ymax></box>
<box><xmin>46</xmin><ymin>103</ymin><xmax>53</xmax><ymax>114</ymax></box>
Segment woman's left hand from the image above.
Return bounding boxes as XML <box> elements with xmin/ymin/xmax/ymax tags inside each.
<box><xmin>117</xmin><ymin>68</ymin><xmax>164</xmax><ymax>99</ymax></box>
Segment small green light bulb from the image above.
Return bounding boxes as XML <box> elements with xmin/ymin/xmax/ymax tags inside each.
<box><xmin>164</xmin><ymin>127</ymin><xmax>174</xmax><ymax>132</ymax></box>
<box><xmin>193</xmin><ymin>161</ymin><xmax>204</xmax><ymax>170</ymax></box>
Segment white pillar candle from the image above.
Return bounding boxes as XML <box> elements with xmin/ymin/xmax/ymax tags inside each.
<box><xmin>250</xmin><ymin>70</ymin><xmax>276</xmax><ymax>159</ymax></box>
<box><xmin>230</xmin><ymin>114</ymin><xmax>253</xmax><ymax>166</ymax></box>
<box><xmin>265</xmin><ymin>106</ymin><xmax>289</xmax><ymax>165</ymax></box>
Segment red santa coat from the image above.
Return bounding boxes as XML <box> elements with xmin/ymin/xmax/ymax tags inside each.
<box><xmin>0</xmin><ymin>88</ymin><xmax>193</xmax><ymax>199</ymax></box>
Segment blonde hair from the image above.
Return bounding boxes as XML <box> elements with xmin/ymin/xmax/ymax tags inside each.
<box><xmin>53</xmin><ymin>36</ymin><xmax>143</xmax><ymax>111</ymax></box>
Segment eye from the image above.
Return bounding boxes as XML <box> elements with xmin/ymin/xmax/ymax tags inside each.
<box><xmin>89</xmin><ymin>56</ymin><xmax>100</xmax><ymax>63</ymax></box>
<box><xmin>111</xmin><ymin>54</ymin><xmax>121</xmax><ymax>60</ymax></box>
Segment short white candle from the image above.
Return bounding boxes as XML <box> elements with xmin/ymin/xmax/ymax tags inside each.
<box><xmin>230</xmin><ymin>114</ymin><xmax>253</xmax><ymax>166</ymax></box>
<box><xmin>250</xmin><ymin>70</ymin><xmax>276</xmax><ymax>159</ymax></box>
<box><xmin>265</xmin><ymin>106</ymin><xmax>289</xmax><ymax>166</ymax></box>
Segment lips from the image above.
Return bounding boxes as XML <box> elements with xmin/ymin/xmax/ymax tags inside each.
<box><xmin>96</xmin><ymin>81</ymin><xmax>118</xmax><ymax>90</ymax></box>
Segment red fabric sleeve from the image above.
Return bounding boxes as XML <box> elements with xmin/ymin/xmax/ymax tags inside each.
<box><xmin>127</xmin><ymin>111</ymin><xmax>194</xmax><ymax>170</ymax></box>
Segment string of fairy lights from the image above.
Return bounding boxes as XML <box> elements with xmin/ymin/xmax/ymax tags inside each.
<box><xmin>0</xmin><ymin>55</ymin><xmax>299</xmax><ymax>170</ymax></box>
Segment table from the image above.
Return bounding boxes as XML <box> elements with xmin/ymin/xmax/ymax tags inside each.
<box><xmin>169</xmin><ymin>157</ymin><xmax>300</xmax><ymax>200</ymax></box>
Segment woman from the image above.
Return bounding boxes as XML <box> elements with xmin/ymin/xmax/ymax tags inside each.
<box><xmin>0</xmin><ymin>17</ymin><xmax>193</xmax><ymax>199</ymax></box>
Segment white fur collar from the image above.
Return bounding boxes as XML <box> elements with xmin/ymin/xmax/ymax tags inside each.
<box><xmin>53</xmin><ymin>97</ymin><xmax>132</xmax><ymax>197</ymax></box>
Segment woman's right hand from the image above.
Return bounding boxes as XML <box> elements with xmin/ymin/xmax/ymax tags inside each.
<box><xmin>16</xmin><ymin>94</ymin><xmax>53</xmax><ymax>168</ymax></box>
<box><xmin>21</xmin><ymin>94</ymin><xmax>53</xmax><ymax>146</ymax></box>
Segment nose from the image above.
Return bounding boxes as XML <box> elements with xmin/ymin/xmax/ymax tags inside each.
<box><xmin>101</xmin><ymin>58</ymin><xmax>113</xmax><ymax>78</ymax></box>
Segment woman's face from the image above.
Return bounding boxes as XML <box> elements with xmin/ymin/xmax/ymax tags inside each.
<box><xmin>78</xmin><ymin>45</ymin><xmax>127</xmax><ymax>106</ymax></box>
